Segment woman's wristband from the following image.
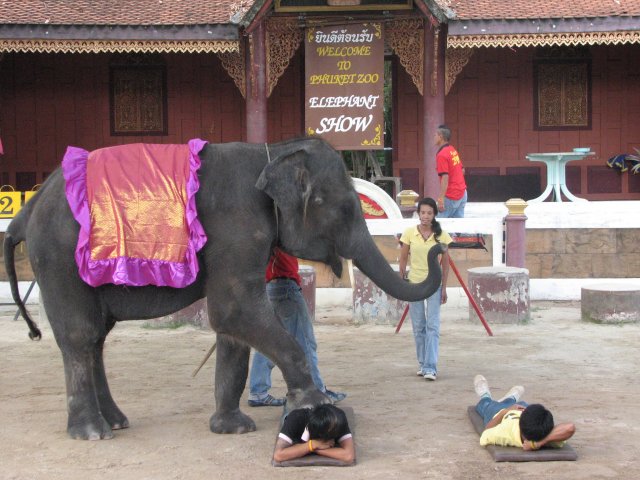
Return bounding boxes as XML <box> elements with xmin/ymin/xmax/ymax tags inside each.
<box><xmin>308</xmin><ymin>440</ymin><xmax>314</xmax><ymax>452</ymax></box>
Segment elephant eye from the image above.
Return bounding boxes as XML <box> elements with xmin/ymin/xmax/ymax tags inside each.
<box><xmin>313</xmin><ymin>196</ymin><xmax>323</xmax><ymax>206</ymax></box>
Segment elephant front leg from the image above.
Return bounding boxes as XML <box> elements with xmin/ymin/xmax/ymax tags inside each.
<box><xmin>61</xmin><ymin>349</ymin><xmax>114</xmax><ymax>440</ymax></box>
<box><xmin>209</xmin><ymin>334</ymin><xmax>256</xmax><ymax>434</ymax></box>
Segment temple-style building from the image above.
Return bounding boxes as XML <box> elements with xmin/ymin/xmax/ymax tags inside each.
<box><xmin>1</xmin><ymin>0</ymin><xmax>639</xmax><ymax>200</ymax></box>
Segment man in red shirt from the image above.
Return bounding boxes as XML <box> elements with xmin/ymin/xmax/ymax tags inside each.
<box><xmin>435</xmin><ymin>124</ymin><xmax>467</xmax><ymax>218</ymax></box>
<box><xmin>248</xmin><ymin>248</ymin><xmax>346</xmax><ymax>406</ymax></box>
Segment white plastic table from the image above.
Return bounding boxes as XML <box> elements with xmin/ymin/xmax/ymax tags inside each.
<box><xmin>526</xmin><ymin>151</ymin><xmax>594</xmax><ymax>202</ymax></box>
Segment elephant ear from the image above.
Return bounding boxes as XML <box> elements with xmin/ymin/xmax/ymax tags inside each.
<box><xmin>256</xmin><ymin>149</ymin><xmax>312</xmax><ymax>215</ymax></box>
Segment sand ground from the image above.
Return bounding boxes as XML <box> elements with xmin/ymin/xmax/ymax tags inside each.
<box><xmin>1</xmin><ymin>300</ymin><xmax>639</xmax><ymax>480</ymax></box>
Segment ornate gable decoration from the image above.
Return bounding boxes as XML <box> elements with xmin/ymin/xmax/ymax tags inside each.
<box><xmin>386</xmin><ymin>18</ymin><xmax>424</xmax><ymax>95</ymax></box>
<box><xmin>266</xmin><ymin>17</ymin><xmax>303</xmax><ymax>97</ymax></box>
<box><xmin>218</xmin><ymin>17</ymin><xmax>304</xmax><ymax>99</ymax></box>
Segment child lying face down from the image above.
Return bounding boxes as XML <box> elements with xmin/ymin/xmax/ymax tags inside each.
<box><xmin>273</xmin><ymin>404</ymin><xmax>355</xmax><ymax>464</ymax></box>
<box><xmin>474</xmin><ymin>375</ymin><xmax>576</xmax><ymax>450</ymax></box>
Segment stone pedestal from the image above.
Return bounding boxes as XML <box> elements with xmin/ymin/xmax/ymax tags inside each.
<box><xmin>468</xmin><ymin>266</ymin><xmax>530</xmax><ymax>324</ymax></box>
<box><xmin>352</xmin><ymin>266</ymin><xmax>407</xmax><ymax>325</ymax></box>
<box><xmin>147</xmin><ymin>298</ymin><xmax>210</xmax><ymax>329</ymax></box>
<box><xmin>147</xmin><ymin>267</ymin><xmax>316</xmax><ymax>328</ymax></box>
<box><xmin>581</xmin><ymin>283</ymin><xmax>640</xmax><ymax>324</ymax></box>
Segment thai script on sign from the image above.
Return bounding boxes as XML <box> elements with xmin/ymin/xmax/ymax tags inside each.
<box><xmin>314</xmin><ymin>29</ymin><xmax>375</xmax><ymax>44</ymax></box>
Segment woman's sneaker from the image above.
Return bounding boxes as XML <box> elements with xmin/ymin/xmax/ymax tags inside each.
<box><xmin>423</xmin><ymin>372</ymin><xmax>437</xmax><ymax>381</ymax></box>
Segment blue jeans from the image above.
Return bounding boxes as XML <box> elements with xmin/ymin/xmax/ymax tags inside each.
<box><xmin>249</xmin><ymin>278</ymin><xmax>325</xmax><ymax>399</ymax></box>
<box><xmin>438</xmin><ymin>190</ymin><xmax>467</xmax><ymax>218</ymax></box>
<box><xmin>408</xmin><ymin>286</ymin><xmax>441</xmax><ymax>375</ymax></box>
<box><xmin>476</xmin><ymin>396</ymin><xmax>529</xmax><ymax>426</ymax></box>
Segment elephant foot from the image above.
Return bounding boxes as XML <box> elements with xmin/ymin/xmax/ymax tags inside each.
<box><xmin>285</xmin><ymin>388</ymin><xmax>331</xmax><ymax>413</ymax></box>
<box><xmin>67</xmin><ymin>415</ymin><xmax>114</xmax><ymax>440</ymax></box>
<box><xmin>209</xmin><ymin>409</ymin><xmax>256</xmax><ymax>434</ymax></box>
<box><xmin>101</xmin><ymin>406</ymin><xmax>129</xmax><ymax>430</ymax></box>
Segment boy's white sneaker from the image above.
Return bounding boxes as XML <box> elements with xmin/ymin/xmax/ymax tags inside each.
<box><xmin>497</xmin><ymin>386</ymin><xmax>525</xmax><ymax>403</ymax></box>
<box><xmin>474</xmin><ymin>374</ymin><xmax>491</xmax><ymax>397</ymax></box>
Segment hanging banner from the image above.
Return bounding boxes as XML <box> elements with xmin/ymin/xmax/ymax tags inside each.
<box><xmin>305</xmin><ymin>23</ymin><xmax>384</xmax><ymax>150</ymax></box>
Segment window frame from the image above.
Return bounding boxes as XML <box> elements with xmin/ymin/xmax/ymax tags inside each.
<box><xmin>533</xmin><ymin>57</ymin><xmax>592</xmax><ymax>131</ymax></box>
<box><xmin>109</xmin><ymin>57</ymin><xmax>168</xmax><ymax>136</ymax></box>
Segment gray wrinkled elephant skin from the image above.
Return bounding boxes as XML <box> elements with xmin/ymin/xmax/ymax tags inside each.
<box><xmin>4</xmin><ymin>137</ymin><xmax>443</xmax><ymax>440</ymax></box>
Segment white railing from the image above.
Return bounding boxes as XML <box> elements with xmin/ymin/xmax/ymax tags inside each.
<box><xmin>365</xmin><ymin>216</ymin><xmax>504</xmax><ymax>267</ymax></box>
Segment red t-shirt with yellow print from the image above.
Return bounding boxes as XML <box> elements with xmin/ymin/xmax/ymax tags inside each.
<box><xmin>436</xmin><ymin>144</ymin><xmax>466</xmax><ymax>200</ymax></box>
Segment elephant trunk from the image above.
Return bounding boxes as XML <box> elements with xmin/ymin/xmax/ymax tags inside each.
<box><xmin>347</xmin><ymin>226</ymin><xmax>444</xmax><ymax>302</ymax></box>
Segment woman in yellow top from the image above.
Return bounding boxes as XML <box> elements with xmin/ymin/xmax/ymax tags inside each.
<box><xmin>399</xmin><ymin>197</ymin><xmax>452</xmax><ymax>381</ymax></box>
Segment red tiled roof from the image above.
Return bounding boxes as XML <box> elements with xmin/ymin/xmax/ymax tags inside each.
<box><xmin>0</xmin><ymin>0</ymin><xmax>246</xmax><ymax>25</ymax></box>
<box><xmin>439</xmin><ymin>0</ymin><xmax>640</xmax><ymax>20</ymax></box>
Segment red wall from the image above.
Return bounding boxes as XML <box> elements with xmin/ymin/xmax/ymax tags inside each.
<box><xmin>0</xmin><ymin>49</ymin><xmax>304</xmax><ymax>190</ymax></box>
<box><xmin>3</xmin><ymin>44</ymin><xmax>638</xmax><ymax>200</ymax></box>
<box><xmin>394</xmin><ymin>44</ymin><xmax>640</xmax><ymax>200</ymax></box>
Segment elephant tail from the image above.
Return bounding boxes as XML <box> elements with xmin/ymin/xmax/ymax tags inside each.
<box><xmin>3</xmin><ymin>214</ymin><xmax>41</xmax><ymax>341</ymax></box>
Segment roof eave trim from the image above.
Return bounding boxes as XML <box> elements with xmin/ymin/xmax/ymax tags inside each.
<box><xmin>448</xmin><ymin>16</ymin><xmax>640</xmax><ymax>36</ymax></box>
<box><xmin>448</xmin><ymin>31</ymin><xmax>640</xmax><ymax>49</ymax></box>
<box><xmin>0</xmin><ymin>24</ymin><xmax>239</xmax><ymax>41</ymax></box>
<box><xmin>0</xmin><ymin>38</ymin><xmax>239</xmax><ymax>54</ymax></box>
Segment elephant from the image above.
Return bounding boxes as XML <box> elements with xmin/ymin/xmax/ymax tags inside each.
<box><xmin>4</xmin><ymin>137</ymin><xmax>444</xmax><ymax>440</ymax></box>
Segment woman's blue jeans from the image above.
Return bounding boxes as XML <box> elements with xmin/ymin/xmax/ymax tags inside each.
<box><xmin>408</xmin><ymin>286</ymin><xmax>441</xmax><ymax>375</ymax></box>
<box><xmin>249</xmin><ymin>278</ymin><xmax>325</xmax><ymax>399</ymax></box>
<box><xmin>475</xmin><ymin>397</ymin><xmax>529</xmax><ymax>426</ymax></box>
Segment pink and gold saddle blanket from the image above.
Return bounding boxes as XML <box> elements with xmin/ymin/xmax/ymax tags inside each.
<box><xmin>62</xmin><ymin>139</ymin><xmax>208</xmax><ymax>287</ymax></box>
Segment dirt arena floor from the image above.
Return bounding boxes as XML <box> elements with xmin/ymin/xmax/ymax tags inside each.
<box><xmin>2</xmin><ymin>300</ymin><xmax>639</xmax><ymax>479</ymax></box>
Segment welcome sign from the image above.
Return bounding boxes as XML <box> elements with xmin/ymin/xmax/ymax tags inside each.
<box><xmin>305</xmin><ymin>23</ymin><xmax>384</xmax><ymax>150</ymax></box>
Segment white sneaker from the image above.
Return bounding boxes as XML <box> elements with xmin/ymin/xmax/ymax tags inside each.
<box><xmin>423</xmin><ymin>373</ymin><xmax>437</xmax><ymax>381</ymax></box>
<box><xmin>497</xmin><ymin>385</ymin><xmax>524</xmax><ymax>403</ymax></box>
<box><xmin>474</xmin><ymin>374</ymin><xmax>491</xmax><ymax>398</ymax></box>
<box><xmin>417</xmin><ymin>370</ymin><xmax>424</xmax><ymax>376</ymax></box>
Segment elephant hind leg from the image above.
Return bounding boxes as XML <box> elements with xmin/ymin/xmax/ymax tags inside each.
<box><xmin>209</xmin><ymin>334</ymin><xmax>256</xmax><ymax>434</ymax></box>
<box><xmin>62</xmin><ymin>348</ymin><xmax>114</xmax><ymax>440</ymax></box>
<box><xmin>94</xmin><ymin>335</ymin><xmax>129</xmax><ymax>430</ymax></box>
<box><xmin>48</xmin><ymin>306</ymin><xmax>117</xmax><ymax>440</ymax></box>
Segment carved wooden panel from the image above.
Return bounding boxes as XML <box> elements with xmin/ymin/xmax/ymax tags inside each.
<box><xmin>110</xmin><ymin>57</ymin><xmax>167</xmax><ymax>136</ymax></box>
<box><xmin>535</xmin><ymin>60</ymin><xmax>591</xmax><ymax>129</ymax></box>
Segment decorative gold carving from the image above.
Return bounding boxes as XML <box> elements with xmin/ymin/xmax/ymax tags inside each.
<box><xmin>111</xmin><ymin>67</ymin><xmax>166</xmax><ymax>135</ymax></box>
<box><xmin>360</xmin><ymin>199</ymin><xmax>385</xmax><ymax>217</ymax></box>
<box><xmin>387</xmin><ymin>18</ymin><xmax>423</xmax><ymax>95</ymax></box>
<box><xmin>361</xmin><ymin>124</ymin><xmax>382</xmax><ymax>146</ymax></box>
<box><xmin>445</xmin><ymin>47</ymin><xmax>473</xmax><ymax>95</ymax></box>
<box><xmin>537</xmin><ymin>62</ymin><xmax>588</xmax><ymax>127</ymax></box>
<box><xmin>266</xmin><ymin>17</ymin><xmax>303</xmax><ymax>97</ymax></box>
<box><xmin>218</xmin><ymin>43</ymin><xmax>246</xmax><ymax>98</ymax></box>
<box><xmin>448</xmin><ymin>31</ymin><xmax>640</xmax><ymax>49</ymax></box>
<box><xmin>0</xmin><ymin>39</ymin><xmax>238</xmax><ymax>54</ymax></box>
